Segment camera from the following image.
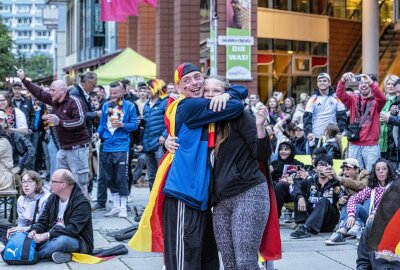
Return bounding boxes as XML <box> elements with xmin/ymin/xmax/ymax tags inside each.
<box><xmin>351</xmin><ymin>74</ymin><xmax>362</xmax><ymax>83</ymax></box>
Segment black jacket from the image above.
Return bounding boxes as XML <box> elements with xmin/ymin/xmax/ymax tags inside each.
<box><xmin>290</xmin><ymin>175</ymin><xmax>341</xmax><ymax>210</ymax></box>
<box><xmin>30</xmin><ymin>184</ymin><xmax>94</xmax><ymax>254</ymax></box>
<box><xmin>211</xmin><ymin>111</ymin><xmax>271</xmax><ymax>205</ymax></box>
<box><xmin>322</xmin><ymin>139</ymin><xmax>341</xmax><ymax>159</ymax></box>
<box><xmin>69</xmin><ymin>85</ymin><xmax>98</xmax><ymax>135</ymax></box>
<box><xmin>303</xmin><ymin>86</ymin><xmax>347</xmax><ymax>135</ymax></box>
<box><xmin>271</xmin><ymin>141</ymin><xmax>304</xmax><ymax>181</ymax></box>
<box><xmin>12</xmin><ymin>95</ymin><xmax>34</xmax><ymax>130</ymax></box>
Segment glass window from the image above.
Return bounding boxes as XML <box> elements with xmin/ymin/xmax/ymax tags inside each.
<box><xmin>274</xmin><ymin>39</ymin><xmax>291</xmax><ymax>53</ymax></box>
<box><xmin>258</xmin><ymin>38</ymin><xmax>273</xmax><ymax>51</ymax></box>
<box><xmin>293</xmin><ymin>40</ymin><xmax>309</xmax><ymax>54</ymax></box>
<box><xmin>311</xmin><ymin>42</ymin><xmax>327</xmax><ymax>56</ymax></box>
<box><xmin>292</xmin><ymin>0</ymin><xmax>310</xmax><ymax>13</ymax></box>
<box><xmin>273</xmin><ymin>0</ymin><xmax>289</xmax><ymax>10</ymax></box>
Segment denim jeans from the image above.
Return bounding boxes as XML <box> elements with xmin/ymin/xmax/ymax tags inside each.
<box><xmin>38</xmin><ymin>235</ymin><xmax>80</xmax><ymax>259</ymax></box>
<box><xmin>28</xmin><ymin>130</ymin><xmax>42</xmax><ymax>170</ymax></box>
<box><xmin>144</xmin><ymin>145</ymin><xmax>165</xmax><ymax>191</ymax></box>
<box><xmin>348</xmin><ymin>144</ymin><xmax>380</xmax><ymax>172</ymax></box>
<box><xmin>338</xmin><ymin>199</ymin><xmax>370</xmax><ymax>229</ymax></box>
<box><xmin>47</xmin><ymin>139</ymin><xmax>58</xmax><ymax>178</ymax></box>
<box><xmin>132</xmin><ymin>153</ymin><xmax>146</xmax><ymax>182</ymax></box>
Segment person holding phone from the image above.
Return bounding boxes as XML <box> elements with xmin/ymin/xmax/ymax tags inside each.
<box><xmin>271</xmin><ymin>141</ymin><xmax>304</xmax><ymax>222</ymax></box>
<box><xmin>336</xmin><ymin>73</ymin><xmax>385</xmax><ymax>171</ymax></box>
<box><xmin>290</xmin><ymin>154</ymin><xmax>343</xmax><ymax>238</ymax></box>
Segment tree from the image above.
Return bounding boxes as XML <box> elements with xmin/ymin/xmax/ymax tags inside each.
<box><xmin>17</xmin><ymin>53</ymin><xmax>54</xmax><ymax>81</ymax></box>
<box><xmin>0</xmin><ymin>16</ymin><xmax>15</xmax><ymax>83</ymax></box>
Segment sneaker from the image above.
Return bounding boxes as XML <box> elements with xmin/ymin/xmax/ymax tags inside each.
<box><xmin>283</xmin><ymin>209</ymin><xmax>293</xmax><ymax>223</ymax></box>
<box><xmin>325</xmin><ymin>232</ymin><xmax>346</xmax><ymax>245</ymax></box>
<box><xmin>91</xmin><ymin>204</ymin><xmax>106</xmax><ymax>212</ymax></box>
<box><xmin>119</xmin><ymin>207</ymin><xmax>128</xmax><ymax>218</ymax></box>
<box><xmin>290</xmin><ymin>225</ymin><xmax>311</xmax><ymax>239</ymax></box>
<box><xmin>347</xmin><ymin>222</ymin><xmax>362</xmax><ymax>238</ymax></box>
<box><xmin>105</xmin><ymin>207</ymin><xmax>120</xmax><ymax>217</ymax></box>
<box><xmin>52</xmin><ymin>251</ymin><xmax>72</xmax><ymax>264</ymax></box>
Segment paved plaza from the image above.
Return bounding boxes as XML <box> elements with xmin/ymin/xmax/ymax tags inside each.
<box><xmin>1</xmin><ymin>185</ymin><xmax>358</xmax><ymax>270</ymax></box>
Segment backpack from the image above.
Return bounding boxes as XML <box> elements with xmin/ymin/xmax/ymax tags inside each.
<box><xmin>1</xmin><ymin>232</ymin><xmax>39</xmax><ymax>265</ymax></box>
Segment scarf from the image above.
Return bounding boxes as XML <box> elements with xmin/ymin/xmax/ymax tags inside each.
<box><xmin>379</xmin><ymin>95</ymin><xmax>396</xmax><ymax>152</ymax></box>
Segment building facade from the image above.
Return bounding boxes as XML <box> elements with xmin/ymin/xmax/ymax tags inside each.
<box><xmin>0</xmin><ymin>0</ymin><xmax>56</xmax><ymax>58</ymax></box>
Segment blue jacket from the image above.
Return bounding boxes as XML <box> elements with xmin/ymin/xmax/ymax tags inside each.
<box><xmin>142</xmin><ymin>98</ymin><xmax>168</xmax><ymax>153</ymax></box>
<box><xmin>97</xmin><ymin>99</ymin><xmax>138</xmax><ymax>152</ymax></box>
<box><xmin>162</xmin><ymin>85</ymin><xmax>248</xmax><ymax>210</ymax></box>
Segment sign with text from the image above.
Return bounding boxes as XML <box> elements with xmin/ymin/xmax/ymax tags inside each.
<box><xmin>225</xmin><ymin>0</ymin><xmax>252</xmax><ymax>80</ymax></box>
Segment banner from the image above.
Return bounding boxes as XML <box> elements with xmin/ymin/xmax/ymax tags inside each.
<box><xmin>225</xmin><ymin>0</ymin><xmax>252</xmax><ymax>80</ymax></box>
<box><xmin>101</xmin><ymin>0</ymin><xmax>139</xmax><ymax>22</ymax></box>
<box><xmin>140</xmin><ymin>0</ymin><xmax>157</xmax><ymax>7</ymax></box>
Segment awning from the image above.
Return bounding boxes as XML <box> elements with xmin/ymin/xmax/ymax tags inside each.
<box><xmin>94</xmin><ymin>48</ymin><xmax>156</xmax><ymax>85</ymax></box>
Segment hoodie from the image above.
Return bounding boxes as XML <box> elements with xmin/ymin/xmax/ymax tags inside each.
<box><xmin>270</xmin><ymin>141</ymin><xmax>304</xmax><ymax>182</ymax></box>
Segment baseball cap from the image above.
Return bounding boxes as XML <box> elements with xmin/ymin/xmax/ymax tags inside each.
<box><xmin>13</xmin><ymin>81</ymin><xmax>23</xmax><ymax>88</ymax></box>
<box><xmin>341</xmin><ymin>158</ymin><xmax>359</xmax><ymax>169</ymax></box>
<box><xmin>317</xmin><ymin>73</ymin><xmax>331</xmax><ymax>83</ymax></box>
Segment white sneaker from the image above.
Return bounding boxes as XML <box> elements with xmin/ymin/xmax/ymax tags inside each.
<box><xmin>119</xmin><ymin>207</ymin><xmax>128</xmax><ymax>218</ymax></box>
<box><xmin>347</xmin><ymin>222</ymin><xmax>362</xmax><ymax>238</ymax></box>
<box><xmin>105</xmin><ymin>207</ymin><xmax>120</xmax><ymax>217</ymax></box>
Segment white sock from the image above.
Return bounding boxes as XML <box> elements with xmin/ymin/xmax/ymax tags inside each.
<box><xmin>112</xmin><ymin>193</ymin><xmax>121</xmax><ymax>209</ymax></box>
<box><xmin>120</xmin><ymin>196</ymin><xmax>128</xmax><ymax>209</ymax></box>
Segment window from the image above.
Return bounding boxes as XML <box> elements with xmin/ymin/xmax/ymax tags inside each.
<box><xmin>16</xmin><ymin>5</ymin><xmax>31</xmax><ymax>13</ymax></box>
<box><xmin>0</xmin><ymin>5</ymin><xmax>11</xmax><ymax>12</ymax></box>
<box><xmin>36</xmin><ymin>31</ymin><xmax>49</xmax><ymax>37</ymax></box>
<box><xmin>37</xmin><ymin>44</ymin><xmax>48</xmax><ymax>50</ymax></box>
<box><xmin>18</xmin><ymin>18</ymin><xmax>32</xmax><ymax>25</ymax></box>
<box><xmin>18</xmin><ymin>44</ymin><xmax>32</xmax><ymax>51</ymax></box>
<box><xmin>17</xmin><ymin>31</ymin><xmax>31</xmax><ymax>38</ymax></box>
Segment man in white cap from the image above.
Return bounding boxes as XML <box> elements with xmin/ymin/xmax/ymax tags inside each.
<box><xmin>303</xmin><ymin>72</ymin><xmax>347</xmax><ymax>146</ymax></box>
<box><xmin>325</xmin><ymin>158</ymin><xmax>370</xmax><ymax>245</ymax></box>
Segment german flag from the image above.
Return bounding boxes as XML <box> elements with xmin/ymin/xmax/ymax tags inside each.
<box><xmin>128</xmin><ymin>96</ymin><xmax>182</xmax><ymax>252</ymax></box>
<box><xmin>368</xmin><ymin>180</ymin><xmax>400</xmax><ymax>261</ymax></box>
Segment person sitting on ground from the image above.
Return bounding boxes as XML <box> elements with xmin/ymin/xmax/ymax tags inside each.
<box><xmin>325</xmin><ymin>158</ymin><xmax>369</xmax><ymax>245</ymax></box>
<box><xmin>27</xmin><ymin>169</ymin><xmax>93</xmax><ymax>263</ymax></box>
<box><xmin>344</xmin><ymin>158</ymin><xmax>396</xmax><ymax>240</ymax></box>
<box><xmin>290</xmin><ymin>154</ymin><xmax>342</xmax><ymax>238</ymax></box>
<box><xmin>321</xmin><ymin>123</ymin><xmax>342</xmax><ymax>159</ymax></box>
<box><xmin>7</xmin><ymin>171</ymin><xmax>50</xmax><ymax>238</ymax></box>
<box><xmin>270</xmin><ymin>141</ymin><xmax>304</xmax><ymax>222</ymax></box>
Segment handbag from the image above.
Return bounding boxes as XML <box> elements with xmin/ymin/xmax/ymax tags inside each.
<box><xmin>347</xmin><ymin>95</ymin><xmax>373</xmax><ymax>142</ymax></box>
<box><xmin>1</xmin><ymin>232</ymin><xmax>39</xmax><ymax>265</ymax></box>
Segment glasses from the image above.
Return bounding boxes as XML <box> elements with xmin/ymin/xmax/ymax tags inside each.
<box><xmin>0</xmin><ymin>99</ymin><xmax>6</xmax><ymax>102</ymax></box>
<box><xmin>50</xmin><ymin>180</ymin><xmax>64</xmax><ymax>184</ymax></box>
<box><xmin>21</xmin><ymin>180</ymin><xmax>35</xmax><ymax>185</ymax></box>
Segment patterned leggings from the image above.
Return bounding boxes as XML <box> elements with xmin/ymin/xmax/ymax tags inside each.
<box><xmin>212</xmin><ymin>182</ymin><xmax>270</xmax><ymax>270</ymax></box>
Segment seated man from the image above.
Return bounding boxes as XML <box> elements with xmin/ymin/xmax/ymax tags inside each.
<box><xmin>290</xmin><ymin>154</ymin><xmax>342</xmax><ymax>238</ymax></box>
<box><xmin>325</xmin><ymin>158</ymin><xmax>369</xmax><ymax>245</ymax></box>
<box><xmin>28</xmin><ymin>169</ymin><xmax>93</xmax><ymax>263</ymax></box>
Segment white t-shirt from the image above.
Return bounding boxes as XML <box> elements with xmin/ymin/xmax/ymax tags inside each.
<box><xmin>14</xmin><ymin>108</ymin><xmax>28</xmax><ymax>129</ymax></box>
<box><xmin>305</xmin><ymin>94</ymin><xmax>346</xmax><ymax>138</ymax></box>
<box><xmin>56</xmin><ymin>199</ymin><xmax>69</xmax><ymax>227</ymax></box>
<box><xmin>107</xmin><ymin>107</ymin><xmax>124</xmax><ymax>135</ymax></box>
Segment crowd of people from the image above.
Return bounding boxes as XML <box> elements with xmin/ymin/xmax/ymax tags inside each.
<box><xmin>0</xmin><ymin>64</ymin><xmax>399</xmax><ymax>269</ymax></box>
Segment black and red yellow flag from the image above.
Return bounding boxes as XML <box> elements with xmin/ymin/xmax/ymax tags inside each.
<box><xmin>368</xmin><ymin>180</ymin><xmax>400</xmax><ymax>261</ymax></box>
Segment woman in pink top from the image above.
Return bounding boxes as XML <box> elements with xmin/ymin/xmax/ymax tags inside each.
<box><xmin>346</xmin><ymin>158</ymin><xmax>396</xmax><ymax>228</ymax></box>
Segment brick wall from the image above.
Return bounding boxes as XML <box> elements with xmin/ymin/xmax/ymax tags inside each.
<box><xmin>156</xmin><ymin>0</ymin><xmax>174</xmax><ymax>83</ymax></box>
<box><xmin>126</xmin><ymin>16</ymin><xmax>138</xmax><ymax>51</ymax></box>
<box><xmin>173</xmin><ymin>0</ymin><xmax>200</xmax><ymax>68</ymax></box>
<box><xmin>137</xmin><ymin>4</ymin><xmax>156</xmax><ymax>62</ymax></box>
<box><xmin>329</xmin><ymin>18</ymin><xmax>362</xmax><ymax>83</ymax></box>
<box><xmin>117</xmin><ymin>22</ymin><xmax>127</xmax><ymax>49</ymax></box>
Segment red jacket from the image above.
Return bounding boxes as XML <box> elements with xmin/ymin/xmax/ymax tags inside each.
<box><xmin>336</xmin><ymin>80</ymin><xmax>386</xmax><ymax>146</ymax></box>
<box><xmin>22</xmin><ymin>79</ymin><xmax>90</xmax><ymax>148</ymax></box>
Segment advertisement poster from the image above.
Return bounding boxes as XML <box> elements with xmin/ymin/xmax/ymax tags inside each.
<box><xmin>225</xmin><ymin>0</ymin><xmax>252</xmax><ymax>80</ymax></box>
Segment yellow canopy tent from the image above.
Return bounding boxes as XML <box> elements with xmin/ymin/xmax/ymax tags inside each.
<box><xmin>94</xmin><ymin>48</ymin><xmax>156</xmax><ymax>86</ymax></box>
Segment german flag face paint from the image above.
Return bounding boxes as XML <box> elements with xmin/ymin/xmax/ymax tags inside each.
<box><xmin>174</xmin><ymin>63</ymin><xmax>204</xmax><ymax>98</ymax></box>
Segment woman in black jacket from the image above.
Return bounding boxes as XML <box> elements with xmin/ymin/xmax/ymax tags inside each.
<box><xmin>166</xmin><ymin>76</ymin><xmax>273</xmax><ymax>269</ymax></box>
<box><xmin>205</xmin><ymin>75</ymin><xmax>271</xmax><ymax>270</ymax></box>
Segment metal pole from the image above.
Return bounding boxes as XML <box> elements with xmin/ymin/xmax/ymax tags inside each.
<box><xmin>362</xmin><ymin>0</ymin><xmax>379</xmax><ymax>77</ymax></box>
